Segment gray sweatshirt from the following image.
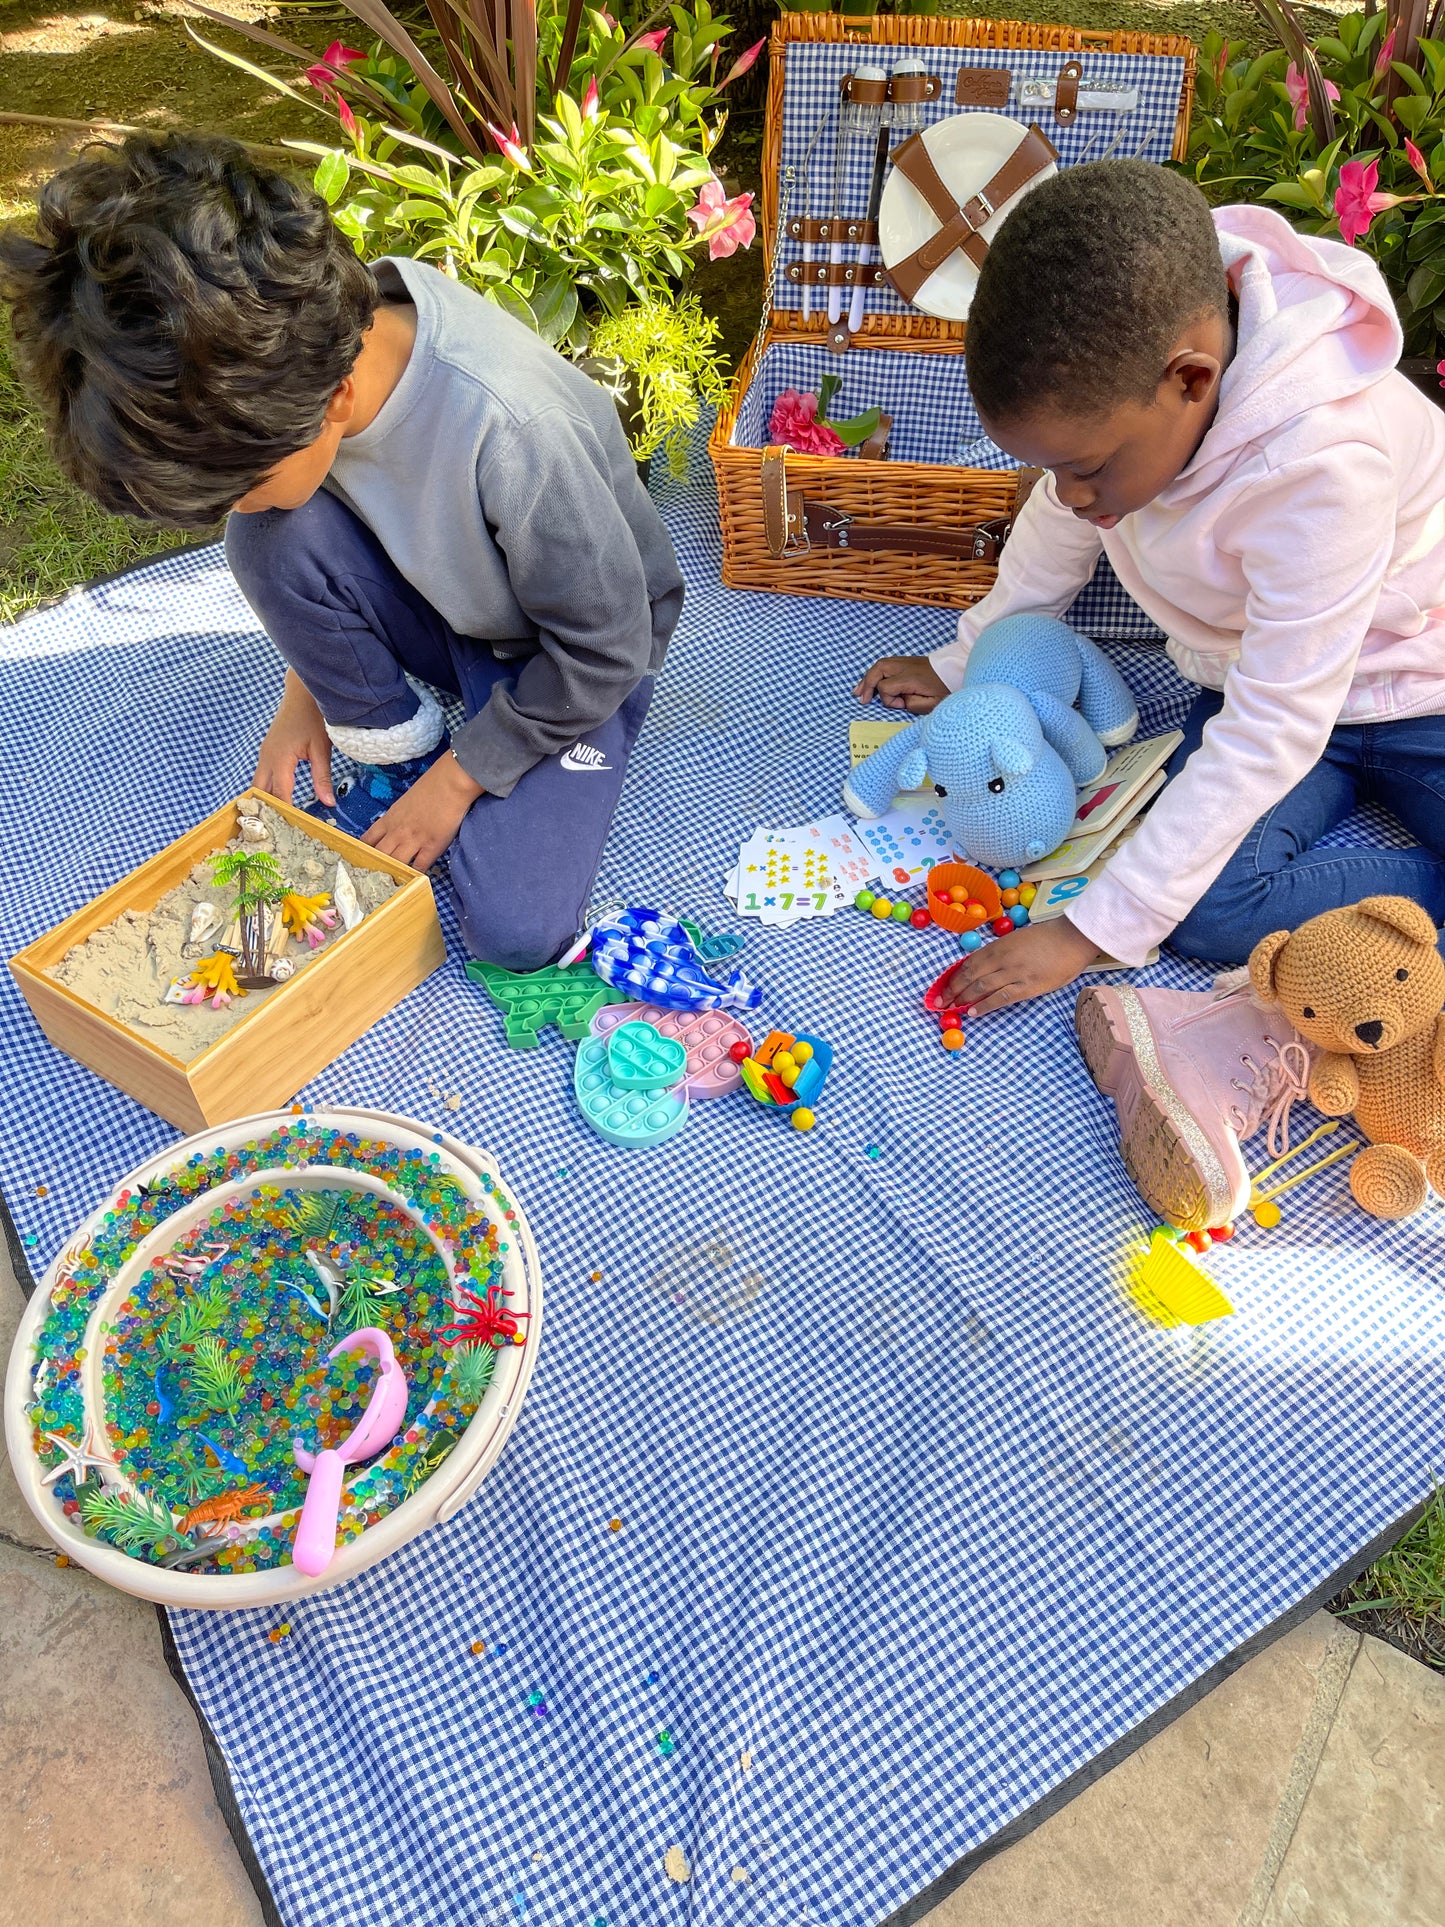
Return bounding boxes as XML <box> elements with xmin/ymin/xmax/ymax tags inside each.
<box><xmin>324</xmin><ymin>256</ymin><xmax>684</xmax><ymax>796</ymax></box>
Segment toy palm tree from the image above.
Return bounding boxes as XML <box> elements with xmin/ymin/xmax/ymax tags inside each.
<box><xmin>211</xmin><ymin>849</ymin><xmax>287</xmax><ymax>987</ymax></box>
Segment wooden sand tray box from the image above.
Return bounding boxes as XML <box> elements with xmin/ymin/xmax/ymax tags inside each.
<box><xmin>10</xmin><ymin>790</ymin><xmax>446</xmax><ymax>1131</ymax></box>
<box><xmin>710</xmin><ymin>12</ymin><xmax>1196</xmax><ymax>607</ymax></box>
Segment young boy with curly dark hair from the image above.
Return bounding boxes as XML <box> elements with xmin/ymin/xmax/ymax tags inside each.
<box><xmin>856</xmin><ymin>161</ymin><xmax>1445</xmax><ymax>1230</ymax></box>
<box><xmin>0</xmin><ymin>132</ymin><xmax>683</xmax><ymax>971</ymax></box>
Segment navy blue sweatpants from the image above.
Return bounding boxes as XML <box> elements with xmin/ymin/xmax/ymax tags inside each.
<box><xmin>227</xmin><ymin>489</ymin><xmax>653</xmax><ymax>971</ymax></box>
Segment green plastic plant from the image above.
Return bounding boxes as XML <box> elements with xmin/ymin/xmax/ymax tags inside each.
<box><xmin>79</xmin><ymin>1486</ymin><xmax>179</xmax><ymax>1554</ymax></box>
<box><xmin>337</xmin><ymin>1271</ymin><xmax>401</xmax><ymax>1333</ymax></box>
<box><xmin>447</xmin><ymin>1341</ymin><xmax>499</xmax><ymax>1404</ymax></box>
<box><xmin>156</xmin><ymin>1283</ymin><xmax>228</xmax><ymax>1359</ymax></box>
<box><xmin>172</xmin><ymin>1438</ymin><xmax>226</xmax><ymax>1507</ymax></box>
<box><xmin>211</xmin><ymin>848</ymin><xmax>288</xmax><ymax>978</ymax></box>
<box><xmin>188</xmin><ymin>1334</ymin><xmax>247</xmax><ymax>1419</ymax></box>
<box><xmin>285</xmin><ymin>1190</ymin><xmax>352</xmax><ymax>1243</ymax></box>
<box><xmin>587</xmin><ymin>295</ymin><xmax>731</xmax><ymax>471</ymax></box>
<box><xmin>190</xmin><ymin>0</ymin><xmax>759</xmax><ymax>354</ymax></box>
<box><xmin>1188</xmin><ymin>5</ymin><xmax>1445</xmax><ymax>358</ymax></box>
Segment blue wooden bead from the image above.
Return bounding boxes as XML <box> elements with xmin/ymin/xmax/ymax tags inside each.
<box><xmin>1010</xmin><ymin>902</ymin><xmax>1030</xmax><ymax>926</ymax></box>
<box><xmin>958</xmin><ymin>930</ymin><xmax>985</xmax><ymax>953</ymax></box>
<box><xmin>998</xmin><ymin>869</ymin><xmax>1021</xmax><ymax>889</ymax></box>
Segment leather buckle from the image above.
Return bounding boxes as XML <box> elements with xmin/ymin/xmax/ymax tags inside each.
<box><xmin>782</xmin><ymin>501</ymin><xmax>811</xmax><ymax>558</ymax></box>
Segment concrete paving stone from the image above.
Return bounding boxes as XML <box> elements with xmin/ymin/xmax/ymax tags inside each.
<box><xmin>0</xmin><ymin>1538</ymin><xmax>263</xmax><ymax>1927</ymax></box>
<box><xmin>1259</xmin><ymin>1633</ymin><xmax>1445</xmax><ymax>1927</ymax></box>
<box><xmin>920</xmin><ymin>1613</ymin><xmax>1356</xmax><ymax>1927</ymax></box>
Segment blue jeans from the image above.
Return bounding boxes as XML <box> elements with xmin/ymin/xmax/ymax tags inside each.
<box><xmin>227</xmin><ymin>490</ymin><xmax>653</xmax><ymax>971</ymax></box>
<box><xmin>1169</xmin><ymin>689</ymin><xmax>1445</xmax><ymax>963</ymax></box>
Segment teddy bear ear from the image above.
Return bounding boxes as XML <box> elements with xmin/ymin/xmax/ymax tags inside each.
<box><xmin>1248</xmin><ymin>928</ymin><xmax>1292</xmax><ymax>1004</ymax></box>
<box><xmin>1355</xmin><ymin>895</ymin><xmax>1438</xmax><ymax>946</ymax></box>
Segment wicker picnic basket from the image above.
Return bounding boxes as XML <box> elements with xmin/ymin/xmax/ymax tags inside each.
<box><xmin>709</xmin><ymin>12</ymin><xmax>1198</xmax><ymax>607</ymax></box>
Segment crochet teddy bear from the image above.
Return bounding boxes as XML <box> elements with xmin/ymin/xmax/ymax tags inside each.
<box><xmin>844</xmin><ymin>614</ymin><xmax>1138</xmax><ymax>870</ymax></box>
<box><xmin>1248</xmin><ymin>895</ymin><xmax>1445</xmax><ymax>1219</ymax></box>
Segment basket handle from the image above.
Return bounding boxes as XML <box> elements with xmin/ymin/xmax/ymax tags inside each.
<box><xmin>885</xmin><ymin>123</ymin><xmax>1057</xmax><ymax>306</ymax></box>
<box><xmin>761</xmin><ymin>450</ymin><xmax>1038</xmax><ymax>563</ymax></box>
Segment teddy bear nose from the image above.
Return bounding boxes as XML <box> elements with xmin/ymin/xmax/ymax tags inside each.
<box><xmin>1354</xmin><ymin>1019</ymin><xmax>1385</xmax><ymax>1048</ymax></box>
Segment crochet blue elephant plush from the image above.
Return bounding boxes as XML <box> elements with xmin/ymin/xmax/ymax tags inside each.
<box><xmin>844</xmin><ymin>615</ymin><xmax>1139</xmax><ymax>870</ymax></box>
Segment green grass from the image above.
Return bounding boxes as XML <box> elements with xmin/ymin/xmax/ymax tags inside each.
<box><xmin>0</xmin><ymin>324</ymin><xmax>197</xmax><ymax>625</ymax></box>
<box><xmin>1335</xmin><ymin>1487</ymin><xmax>1445</xmax><ymax>1670</ymax></box>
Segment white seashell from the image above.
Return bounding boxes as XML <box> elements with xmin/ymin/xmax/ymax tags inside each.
<box><xmin>187</xmin><ymin>901</ymin><xmax>222</xmax><ymax>951</ymax></box>
<box><xmin>238</xmin><ymin>814</ymin><xmax>271</xmax><ymax>844</ymax></box>
<box><xmin>269</xmin><ymin>955</ymin><xmax>296</xmax><ymax>981</ymax></box>
<box><xmin>332</xmin><ymin>859</ymin><xmax>364</xmax><ymax>932</ymax></box>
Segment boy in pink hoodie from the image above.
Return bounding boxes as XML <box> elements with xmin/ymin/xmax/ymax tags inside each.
<box><xmin>856</xmin><ymin>162</ymin><xmax>1445</xmax><ymax>1229</ymax></box>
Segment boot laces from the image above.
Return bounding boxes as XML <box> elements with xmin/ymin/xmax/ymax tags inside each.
<box><xmin>1228</xmin><ymin>1036</ymin><xmax>1311</xmax><ymax>1158</ymax></box>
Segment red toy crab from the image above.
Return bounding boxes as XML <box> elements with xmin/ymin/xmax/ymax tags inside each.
<box><xmin>438</xmin><ymin>1283</ymin><xmax>530</xmax><ymax>1350</ymax></box>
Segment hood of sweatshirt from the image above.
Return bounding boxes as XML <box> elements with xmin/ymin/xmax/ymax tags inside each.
<box><xmin>1170</xmin><ymin>202</ymin><xmax>1403</xmax><ymax>498</ymax></box>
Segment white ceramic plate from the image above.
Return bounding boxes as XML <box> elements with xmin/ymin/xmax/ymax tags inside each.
<box><xmin>878</xmin><ymin>112</ymin><xmax>1057</xmax><ymax>321</ymax></box>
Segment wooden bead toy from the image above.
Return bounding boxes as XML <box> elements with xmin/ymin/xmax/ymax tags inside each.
<box><xmin>870</xmin><ymin>897</ymin><xmax>893</xmax><ymax>920</ymax></box>
<box><xmin>992</xmin><ymin>915</ymin><xmax>1015</xmax><ymax>935</ymax></box>
<box><xmin>941</xmin><ymin>1027</ymin><xmax>965</xmax><ymax>1051</ymax></box>
<box><xmin>910</xmin><ymin>909</ymin><xmax>930</xmax><ymax>930</ymax></box>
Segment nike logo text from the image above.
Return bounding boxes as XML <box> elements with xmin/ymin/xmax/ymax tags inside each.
<box><xmin>561</xmin><ymin>743</ymin><xmax>612</xmax><ymax>772</ymax></box>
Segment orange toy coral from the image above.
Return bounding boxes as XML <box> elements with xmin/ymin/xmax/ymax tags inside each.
<box><xmin>1248</xmin><ymin>896</ymin><xmax>1445</xmax><ymax>1220</ymax></box>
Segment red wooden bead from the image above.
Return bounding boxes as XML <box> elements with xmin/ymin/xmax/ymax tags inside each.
<box><xmin>1186</xmin><ymin>1230</ymin><xmax>1212</xmax><ymax>1252</ymax></box>
<box><xmin>728</xmin><ymin>1040</ymin><xmax>751</xmax><ymax>1064</ymax></box>
<box><xmin>1207</xmin><ymin>1222</ymin><xmax>1236</xmax><ymax>1242</ymax></box>
<box><xmin>992</xmin><ymin>915</ymin><xmax>1015</xmax><ymax>935</ymax></box>
<box><xmin>910</xmin><ymin>909</ymin><xmax>931</xmax><ymax>929</ymax></box>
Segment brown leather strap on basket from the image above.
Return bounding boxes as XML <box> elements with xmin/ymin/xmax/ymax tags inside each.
<box><xmin>760</xmin><ymin>445</ymin><xmax>1011</xmax><ymax>563</ymax></box>
<box><xmin>784</xmin><ymin>215</ymin><xmax>878</xmax><ymax>246</ymax></box>
<box><xmin>859</xmin><ymin>411</ymin><xmax>893</xmax><ymax>461</ymax></box>
<box><xmin>840</xmin><ymin>70</ymin><xmax>889</xmax><ymax>107</ymax></box>
<box><xmin>1054</xmin><ymin>58</ymin><xmax>1082</xmax><ymax>125</ymax></box>
<box><xmin>885</xmin><ymin>123</ymin><xmax>1057</xmax><ymax>305</ymax></box>
<box><xmin>890</xmin><ymin>71</ymin><xmax>942</xmax><ymax>105</ymax></box>
<box><xmin>788</xmin><ymin>260</ymin><xmax>889</xmax><ymax>290</ymax></box>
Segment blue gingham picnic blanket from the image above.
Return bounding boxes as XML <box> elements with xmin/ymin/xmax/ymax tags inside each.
<box><xmin>2</xmin><ymin>429</ymin><xmax>1442</xmax><ymax>1927</ymax></box>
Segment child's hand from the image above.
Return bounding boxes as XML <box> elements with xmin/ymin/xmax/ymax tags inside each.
<box><xmin>943</xmin><ymin>918</ymin><xmax>1101</xmax><ymax>1016</ymax></box>
<box><xmin>254</xmin><ymin>670</ymin><xmax>336</xmax><ymax>809</ymax></box>
<box><xmin>363</xmin><ymin>752</ymin><xmax>484</xmax><ymax>871</ymax></box>
<box><xmin>853</xmin><ymin>655</ymin><xmax>950</xmax><ymax>712</ymax></box>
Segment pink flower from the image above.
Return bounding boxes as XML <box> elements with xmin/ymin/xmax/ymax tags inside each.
<box><xmin>1375</xmin><ymin>26</ymin><xmax>1397</xmax><ymax>74</ymax></box>
<box><xmin>487</xmin><ymin>119</ymin><xmax>530</xmax><ymax>168</ymax></box>
<box><xmin>635</xmin><ymin>28</ymin><xmax>669</xmax><ymax>53</ymax></box>
<box><xmin>768</xmin><ymin>389</ymin><xmax>845</xmax><ymax>457</ymax></box>
<box><xmin>336</xmin><ymin>95</ymin><xmax>357</xmax><ymax>138</ymax></box>
<box><xmin>686</xmin><ymin>177</ymin><xmax>756</xmax><ymax>259</ymax></box>
<box><xmin>1406</xmin><ymin>136</ymin><xmax>1433</xmax><ymax>187</ymax></box>
<box><xmin>1334</xmin><ymin>157</ymin><xmax>1400</xmax><ymax>245</ymax></box>
<box><xmin>719</xmin><ymin>37</ymin><xmax>765</xmax><ymax>87</ymax></box>
<box><xmin>1284</xmin><ymin>61</ymin><xmax>1339</xmax><ymax>133</ymax></box>
<box><xmin>304</xmin><ymin>41</ymin><xmax>364</xmax><ymax>92</ymax></box>
<box><xmin>1437</xmin><ymin>357</ymin><xmax>1445</xmax><ymax>389</ymax></box>
<box><xmin>582</xmin><ymin>77</ymin><xmax>600</xmax><ymax>120</ymax></box>
<box><xmin>1213</xmin><ymin>41</ymin><xmax>1228</xmax><ymax>88</ymax></box>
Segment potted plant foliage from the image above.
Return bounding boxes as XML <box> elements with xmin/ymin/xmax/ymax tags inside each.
<box><xmin>192</xmin><ymin>0</ymin><xmax>762</xmax><ymax>446</ymax></box>
<box><xmin>1188</xmin><ymin>0</ymin><xmax>1445</xmax><ymax>389</ymax></box>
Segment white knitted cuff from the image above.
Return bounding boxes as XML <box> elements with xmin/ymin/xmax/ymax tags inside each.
<box><xmin>326</xmin><ymin>687</ymin><xmax>445</xmax><ymax>765</ymax></box>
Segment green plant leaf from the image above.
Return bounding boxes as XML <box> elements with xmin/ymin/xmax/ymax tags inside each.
<box><xmin>314</xmin><ymin>150</ymin><xmax>351</xmax><ymax>205</ymax></box>
<box><xmin>1262</xmin><ymin>179</ymin><xmax>1326</xmax><ymax>207</ymax></box>
<box><xmin>487</xmin><ymin>283</ymin><xmax>539</xmax><ymax>328</ymax></box>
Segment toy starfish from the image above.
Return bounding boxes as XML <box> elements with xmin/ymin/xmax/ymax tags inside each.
<box><xmin>182</xmin><ymin>952</ymin><xmax>244</xmax><ymax>1010</ymax></box>
<box><xmin>280</xmin><ymin>890</ymin><xmax>338</xmax><ymax>947</ymax></box>
<box><xmin>40</xmin><ymin>1421</ymin><xmax>119</xmax><ymax>1489</ymax></box>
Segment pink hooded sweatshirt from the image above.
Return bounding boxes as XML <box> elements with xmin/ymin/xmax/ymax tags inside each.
<box><xmin>927</xmin><ymin>203</ymin><xmax>1445</xmax><ymax>966</ymax></box>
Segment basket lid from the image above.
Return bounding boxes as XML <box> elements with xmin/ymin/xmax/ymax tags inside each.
<box><xmin>759</xmin><ymin>12</ymin><xmax>1194</xmax><ymax>347</ymax></box>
